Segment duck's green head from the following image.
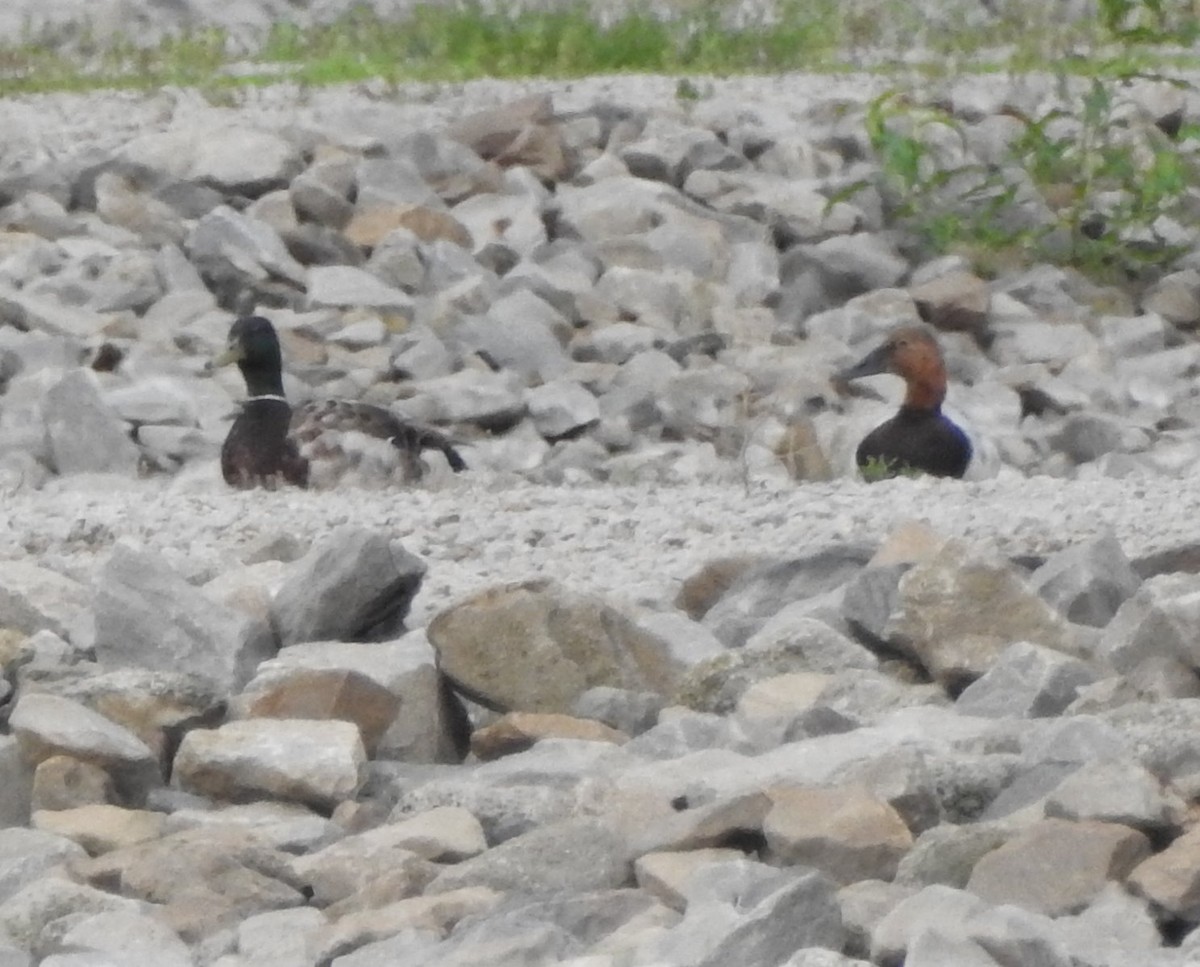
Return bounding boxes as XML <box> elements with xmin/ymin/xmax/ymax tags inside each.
<box><xmin>216</xmin><ymin>315</ymin><xmax>282</xmax><ymax>371</ymax></box>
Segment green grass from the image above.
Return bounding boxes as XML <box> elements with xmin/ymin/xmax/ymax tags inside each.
<box><xmin>0</xmin><ymin>0</ymin><xmax>1198</xmax><ymax>97</ymax></box>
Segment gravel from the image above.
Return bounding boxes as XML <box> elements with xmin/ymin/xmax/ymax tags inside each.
<box><xmin>3</xmin><ymin>470</ymin><xmax>1182</xmax><ymax>626</ymax></box>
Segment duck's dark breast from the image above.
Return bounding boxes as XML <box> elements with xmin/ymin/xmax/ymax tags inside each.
<box><xmin>856</xmin><ymin>407</ymin><xmax>973</xmax><ymax>479</ymax></box>
<box><xmin>221</xmin><ymin>399</ymin><xmax>309</xmax><ymax>488</ymax></box>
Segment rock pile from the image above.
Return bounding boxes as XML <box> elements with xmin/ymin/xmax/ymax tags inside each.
<box><xmin>6</xmin><ymin>512</ymin><xmax>1200</xmax><ymax>966</ymax></box>
<box><xmin>1</xmin><ymin>61</ymin><xmax>1200</xmax><ymax>967</ymax></box>
<box><xmin>0</xmin><ymin>71</ymin><xmax>1196</xmax><ymax>491</ymax></box>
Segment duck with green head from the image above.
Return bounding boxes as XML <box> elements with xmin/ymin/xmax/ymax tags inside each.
<box><xmin>217</xmin><ymin>315</ymin><xmax>466</xmax><ymax>489</ymax></box>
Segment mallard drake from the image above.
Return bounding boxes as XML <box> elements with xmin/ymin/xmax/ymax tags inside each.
<box><xmin>217</xmin><ymin>315</ymin><xmax>466</xmax><ymax>489</ymax></box>
<box><xmin>838</xmin><ymin>325</ymin><xmax>972</xmax><ymax>480</ymax></box>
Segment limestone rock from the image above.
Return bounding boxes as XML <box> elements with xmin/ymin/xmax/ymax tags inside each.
<box><xmin>42</xmin><ymin>369</ymin><xmax>140</xmax><ymax>476</ymax></box>
<box><xmin>271</xmin><ymin>526</ymin><xmax>426</xmax><ymax>646</ymax></box>
<box><xmin>93</xmin><ymin>543</ymin><xmax>274</xmax><ymax>695</ymax></box>
<box><xmin>966</xmin><ymin>817</ymin><xmax>1152</xmax><ymax>916</ymax></box>
<box><xmin>884</xmin><ymin>541</ymin><xmax>1079</xmax><ymax>692</ymax></box>
<box><xmin>9</xmin><ymin>693</ymin><xmax>158</xmax><ymax>803</ymax></box>
<box><xmin>763</xmin><ymin>784</ymin><xmax>914</xmax><ymax>884</ymax></box>
<box><xmin>428</xmin><ymin>579</ymin><xmax>689</xmax><ymax>713</ymax></box>
<box><xmin>173</xmin><ymin>718</ymin><xmax>366</xmax><ymax>810</ymax></box>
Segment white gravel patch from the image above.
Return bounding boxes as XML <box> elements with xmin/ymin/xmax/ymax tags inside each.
<box><xmin>2</xmin><ymin>470</ymin><xmax>1188</xmax><ymax>627</ymax></box>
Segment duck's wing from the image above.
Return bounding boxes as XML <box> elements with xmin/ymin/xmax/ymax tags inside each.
<box><xmin>289</xmin><ymin>399</ymin><xmax>466</xmax><ymax>487</ymax></box>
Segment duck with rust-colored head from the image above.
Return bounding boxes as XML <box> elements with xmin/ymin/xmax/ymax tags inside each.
<box><xmin>838</xmin><ymin>325</ymin><xmax>972</xmax><ymax>480</ymax></box>
<box><xmin>217</xmin><ymin>315</ymin><xmax>467</xmax><ymax>489</ymax></box>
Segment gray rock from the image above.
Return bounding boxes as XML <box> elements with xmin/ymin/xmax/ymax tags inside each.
<box><xmin>904</xmin><ymin>903</ymin><xmax>1074</xmax><ymax>967</ymax></box>
<box><xmin>0</xmin><ymin>878</ymin><xmax>144</xmax><ymax>954</ymax></box>
<box><xmin>271</xmin><ymin>526</ymin><xmax>426</xmax><ymax>645</ymax></box>
<box><xmin>1098</xmin><ymin>574</ymin><xmax>1200</xmax><ymax>698</ymax></box>
<box><xmin>842</xmin><ymin>564</ymin><xmax>910</xmax><ymax>645</ymax></box>
<box><xmin>1051</xmin><ymin>412</ymin><xmax>1150</xmax><ymax>465</ymax></box>
<box><xmin>459</xmin><ymin>289</ymin><xmax>570</xmax><ymax>381</ymax></box>
<box><xmin>1052</xmin><ymin>883</ymin><xmax>1166</xmax><ymax>967</ymax></box>
<box><xmin>685</xmin><ymin>169</ymin><xmax>859</xmax><ymax>245</ymax></box>
<box><xmin>804</xmin><ymin>234</ymin><xmax>908</xmax><ymax>298</ymax></box>
<box><xmin>525</xmin><ymin>379</ymin><xmax>600</xmax><ymax>440</ymax></box>
<box><xmin>0</xmin><ymin>739</ymin><xmax>32</xmax><ymax>828</ymax></box>
<box><xmin>411</xmin><ymin>368</ymin><xmax>526</xmax><ymax>428</ymax></box>
<box><xmin>640</xmin><ymin>860</ymin><xmax>844</xmax><ymax>967</ymax></box>
<box><xmin>122</xmin><ymin>125</ymin><xmax>303</xmax><ymax>195</ymax></box>
<box><xmin>1044</xmin><ymin>758</ymin><xmax>1183</xmax><ymax>835</ymax></box>
<box><xmin>1030</xmin><ymin>531</ymin><xmax>1141</xmax><ymax>627</ymax></box>
<box><xmin>306</xmin><ymin>264</ymin><xmax>415</xmax><ymax>315</ymax></box>
<box><xmin>289</xmin><ymin>158</ymin><xmax>355</xmax><ymax>228</ymax></box>
<box><xmin>701</xmin><ymin>546</ymin><xmax>874</xmax><ymax>647</ymax></box>
<box><xmin>954</xmin><ymin>641</ymin><xmax>1098</xmax><ymax>718</ymax></box>
<box><xmin>836</xmin><ymin>879</ymin><xmax>916</xmax><ymax>961</ymax></box>
<box><xmin>573</xmin><ymin>321</ymin><xmax>661</xmax><ymax>365</ymax></box>
<box><xmin>425</xmin><ymin>816</ymin><xmax>629</xmax><ymax>896</ymax></box>
<box><xmin>235</xmin><ymin>906</ymin><xmax>328</xmax><ymax>967</ymax></box>
<box><xmin>187</xmin><ymin>205</ymin><xmax>305</xmax><ymax>309</ymax></box>
<box><xmin>103</xmin><ymin>377</ymin><xmax>199</xmax><ymax>426</ymax></box>
<box><xmin>620</xmin><ymin>117</ymin><xmax>743</xmax><ymax>187</ymax></box>
<box><xmin>0</xmin><ymin>827</ymin><xmax>87</xmax><ymax>905</ymax></box>
<box><xmin>570</xmin><ymin>686</ymin><xmax>663</xmax><ymax>736</ymax></box>
<box><xmin>894</xmin><ymin>823</ymin><xmax>1012</xmax><ymax>889</ymax></box>
<box><xmin>871</xmin><ymin>884</ymin><xmax>990</xmax><ymax>967</ymax></box>
<box><xmin>9</xmin><ymin>693</ymin><xmax>158</xmax><ymax>803</ymax></box>
<box><xmin>93</xmin><ymin>543</ymin><xmax>274</xmax><ymax>694</ymax></box>
<box><xmin>42</xmin><ymin>369</ymin><xmax>140</xmax><ymax>476</ymax></box>
<box><xmin>0</xmin><ymin>561</ymin><xmax>91</xmax><ymax>644</ymax></box>
<box><xmin>57</xmin><ymin>909</ymin><xmax>192</xmax><ymax>967</ymax></box>
<box><xmin>598</xmin><ymin>349</ymin><xmax>681</xmax><ymax>424</ymax></box>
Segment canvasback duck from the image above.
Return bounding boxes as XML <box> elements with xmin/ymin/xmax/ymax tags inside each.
<box><xmin>216</xmin><ymin>315</ymin><xmax>466</xmax><ymax>489</ymax></box>
<box><xmin>838</xmin><ymin>325</ymin><xmax>972</xmax><ymax>480</ymax></box>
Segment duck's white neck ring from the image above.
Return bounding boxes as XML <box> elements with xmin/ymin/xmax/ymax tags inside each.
<box><xmin>246</xmin><ymin>394</ymin><xmax>288</xmax><ymax>403</ymax></box>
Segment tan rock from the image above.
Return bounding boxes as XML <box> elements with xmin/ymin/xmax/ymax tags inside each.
<box><xmin>32</xmin><ymin>804</ymin><xmax>166</xmax><ymax>855</ymax></box>
<box><xmin>909</xmin><ymin>270</ymin><xmax>990</xmax><ymax>336</ymax></box>
<box><xmin>764</xmin><ymin>785</ymin><xmax>914</xmax><ymax>883</ymax></box>
<box><xmin>627</xmin><ymin>791</ymin><xmax>773</xmax><ymax>856</ymax></box>
<box><xmin>1127</xmin><ymin>825</ymin><xmax>1200</xmax><ymax>921</ymax></box>
<box><xmin>735</xmin><ymin>672</ymin><xmax>831</xmax><ymax>725</ymax></box>
<box><xmin>10</xmin><ymin>694</ymin><xmax>157</xmax><ymax>798</ymax></box>
<box><xmin>173</xmin><ymin>719</ymin><xmax>365</xmax><ymax>810</ymax></box>
<box><xmin>447</xmin><ymin>94</ymin><xmax>569</xmax><ymax>181</ymax></box>
<box><xmin>74</xmin><ymin>826</ymin><xmax>303</xmax><ymax>941</ymax></box>
<box><xmin>345</xmin><ymin>205</ymin><xmax>471</xmax><ymax>249</ymax></box>
<box><xmin>381</xmin><ymin>806</ymin><xmax>488</xmax><ymax>863</ymax></box>
<box><xmin>470</xmin><ymin>711</ymin><xmax>628</xmax><ymax>760</ymax></box>
<box><xmin>674</xmin><ymin>555</ymin><xmax>763</xmax><ymax>621</ymax></box>
<box><xmin>885</xmin><ymin>540</ymin><xmax>1079</xmax><ymax>690</ymax></box>
<box><xmin>312</xmin><ymin>887</ymin><xmax>501</xmax><ymax>963</ymax></box>
<box><xmin>967</xmin><ymin>817</ymin><xmax>1151</xmax><ymax>916</ymax></box>
<box><xmin>428</xmin><ymin>579</ymin><xmax>686</xmax><ymax>713</ymax></box>
<box><xmin>240</xmin><ymin>667</ymin><xmax>400</xmax><ymax>757</ymax></box>
<box><xmin>869</xmin><ymin>520</ymin><xmax>948</xmax><ymax>567</ymax></box>
<box><xmin>292</xmin><ymin>837</ymin><xmax>435</xmax><ymax>907</ymax></box>
<box><xmin>31</xmin><ymin>755</ymin><xmax>113</xmax><ymax>812</ymax></box>
<box><xmin>774</xmin><ymin>418</ymin><xmax>833</xmax><ymax>482</ymax></box>
<box><xmin>634</xmin><ymin>848</ymin><xmax>744</xmax><ymax>911</ymax></box>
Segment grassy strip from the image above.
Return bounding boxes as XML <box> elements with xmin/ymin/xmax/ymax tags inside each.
<box><xmin>0</xmin><ymin>1</ymin><xmax>1197</xmax><ymax>97</ymax></box>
